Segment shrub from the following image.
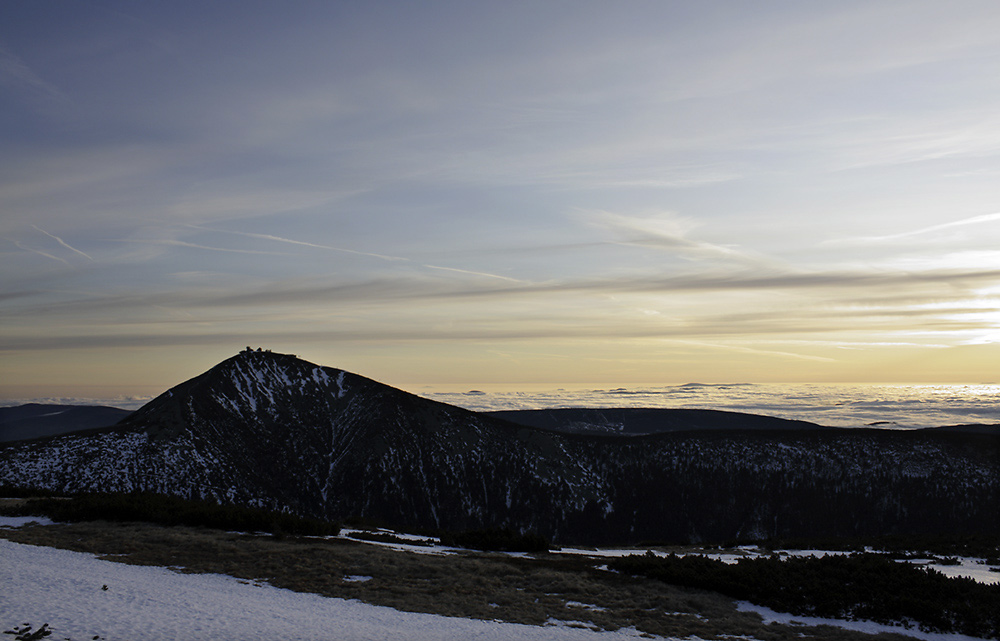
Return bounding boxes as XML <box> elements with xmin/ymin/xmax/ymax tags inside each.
<box><xmin>440</xmin><ymin>528</ymin><xmax>550</xmax><ymax>553</ymax></box>
<box><xmin>2</xmin><ymin>492</ymin><xmax>339</xmax><ymax>537</ymax></box>
<box><xmin>0</xmin><ymin>485</ymin><xmax>59</xmax><ymax>498</ymax></box>
<box><xmin>608</xmin><ymin>552</ymin><xmax>1000</xmax><ymax>638</ymax></box>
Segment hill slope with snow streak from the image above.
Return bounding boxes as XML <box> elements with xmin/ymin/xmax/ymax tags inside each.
<box><xmin>1</xmin><ymin>350</ymin><xmax>997</xmax><ymax>544</ymax></box>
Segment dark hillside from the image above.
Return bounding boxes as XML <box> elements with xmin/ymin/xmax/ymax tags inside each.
<box><xmin>0</xmin><ymin>404</ymin><xmax>132</xmax><ymax>442</ymax></box>
<box><xmin>1</xmin><ymin>351</ymin><xmax>997</xmax><ymax>545</ymax></box>
<box><xmin>488</xmin><ymin>407</ymin><xmax>827</xmax><ymax>435</ymax></box>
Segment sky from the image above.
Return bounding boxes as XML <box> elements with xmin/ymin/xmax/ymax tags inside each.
<box><xmin>3</xmin><ymin>1</ymin><xmax>1000</xmax><ymax>399</ymax></box>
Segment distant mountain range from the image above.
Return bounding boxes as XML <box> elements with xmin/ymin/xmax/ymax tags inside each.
<box><xmin>0</xmin><ymin>404</ymin><xmax>132</xmax><ymax>443</ymax></box>
<box><xmin>2</xmin><ymin>350</ymin><xmax>997</xmax><ymax>544</ymax></box>
<box><xmin>487</xmin><ymin>407</ymin><xmax>826</xmax><ymax>435</ymax></box>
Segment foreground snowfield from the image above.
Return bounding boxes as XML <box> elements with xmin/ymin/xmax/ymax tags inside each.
<box><xmin>0</xmin><ymin>539</ymin><xmax>658</xmax><ymax>641</ymax></box>
<box><xmin>2</xmin><ymin>519</ymin><xmax>995</xmax><ymax>641</ymax></box>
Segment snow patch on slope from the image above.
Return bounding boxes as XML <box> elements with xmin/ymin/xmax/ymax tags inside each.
<box><xmin>736</xmin><ymin>601</ymin><xmax>988</xmax><ymax>641</ymax></box>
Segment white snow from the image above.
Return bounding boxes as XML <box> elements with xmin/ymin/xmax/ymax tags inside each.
<box><xmin>736</xmin><ymin>601</ymin><xmax>989</xmax><ymax>641</ymax></box>
<box><xmin>351</xmin><ymin>527</ymin><xmax>437</xmax><ymax>544</ymax></box>
<box><xmin>0</xmin><ymin>515</ymin><xmax>55</xmax><ymax>528</ymax></box>
<box><xmin>918</xmin><ymin>557</ymin><xmax>1000</xmax><ymax>585</ymax></box>
<box><xmin>338</xmin><ymin>528</ymin><xmax>461</xmax><ymax>556</ymax></box>
<box><xmin>311</xmin><ymin>367</ymin><xmax>331</xmax><ymax>387</ymax></box>
<box><xmin>2</xmin><ymin>515</ymin><xmax>995</xmax><ymax>640</ymax></box>
<box><xmin>553</xmin><ymin>547</ymin><xmax>660</xmax><ymax>559</ymax></box>
<box><xmin>0</xmin><ymin>539</ymin><xmax>668</xmax><ymax>641</ymax></box>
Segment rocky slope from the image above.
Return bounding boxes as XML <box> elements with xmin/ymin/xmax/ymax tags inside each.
<box><xmin>1</xmin><ymin>350</ymin><xmax>997</xmax><ymax>544</ymax></box>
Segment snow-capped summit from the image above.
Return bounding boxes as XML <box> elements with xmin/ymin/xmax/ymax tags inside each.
<box><xmin>121</xmin><ymin>349</ymin><xmax>351</xmax><ymax>440</ymax></box>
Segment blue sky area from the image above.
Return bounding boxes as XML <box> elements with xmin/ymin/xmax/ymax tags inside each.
<box><xmin>3</xmin><ymin>1</ymin><xmax>1000</xmax><ymax>397</ymax></box>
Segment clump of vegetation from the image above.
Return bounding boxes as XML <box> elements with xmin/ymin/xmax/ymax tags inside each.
<box><xmin>0</xmin><ymin>485</ymin><xmax>59</xmax><ymax>498</ymax></box>
<box><xmin>609</xmin><ymin>551</ymin><xmax>1000</xmax><ymax>638</ymax></box>
<box><xmin>1</xmin><ymin>492</ymin><xmax>339</xmax><ymax>537</ymax></box>
<box><xmin>758</xmin><ymin>532</ymin><xmax>1000</xmax><ymax>564</ymax></box>
<box><xmin>3</xmin><ymin>623</ymin><xmax>52</xmax><ymax>640</ymax></box>
<box><xmin>440</xmin><ymin>528</ymin><xmax>550</xmax><ymax>553</ymax></box>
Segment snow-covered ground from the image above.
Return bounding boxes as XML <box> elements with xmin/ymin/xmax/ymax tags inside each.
<box><xmin>338</xmin><ymin>527</ymin><xmax>463</xmax><ymax>556</ymax></box>
<box><xmin>0</xmin><ymin>515</ymin><xmax>54</xmax><ymax>528</ymax></box>
<box><xmin>0</xmin><ymin>538</ymin><xmax>660</xmax><ymax>641</ymax></box>
<box><xmin>736</xmin><ymin>602</ymin><xmax>991</xmax><ymax>641</ymax></box>
<box><xmin>909</xmin><ymin>557</ymin><xmax>1000</xmax><ymax>586</ymax></box>
<box><xmin>2</xmin><ymin>517</ymin><xmax>997</xmax><ymax>641</ymax></box>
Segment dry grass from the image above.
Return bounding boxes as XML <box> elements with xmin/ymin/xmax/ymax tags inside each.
<box><xmin>0</xmin><ymin>521</ymin><xmax>918</xmax><ymax>641</ymax></box>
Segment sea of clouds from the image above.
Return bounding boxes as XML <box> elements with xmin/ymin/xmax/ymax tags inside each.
<box><xmin>426</xmin><ymin>383</ymin><xmax>1000</xmax><ymax>430</ymax></box>
<box><xmin>3</xmin><ymin>383</ymin><xmax>998</xmax><ymax>429</ymax></box>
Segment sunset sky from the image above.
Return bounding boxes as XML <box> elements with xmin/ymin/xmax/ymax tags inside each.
<box><xmin>3</xmin><ymin>1</ymin><xmax>1000</xmax><ymax>399</ymax></box>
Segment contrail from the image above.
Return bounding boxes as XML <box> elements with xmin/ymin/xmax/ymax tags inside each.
<box><xmin>423</xmin><ymin>264</ymin><xmax>522</xmax><ymax>283</ymax></box>
<box><xmin>192</xmin><ymin>225</ymin><xmax>523</xmax><ymax>282</ymax></box>
<box><xmin>899</xmin><ymin>211</ymin><xmax>1000</xmax><ymax>237</ymax></box>
<box><xmin>9</xmin><ymin>239</ymin><xmax>70</xmax><ymax>265</ymax></box>
<box><xmin>188</xmin><ymin>225</ymin><xmax>408</xmax><ymax>262</ymax></box>
<box><xmin>109</xmin><ymin>238</ymin><xmax>287</xmax><ymax>255</ymax></box>
<box><xmin>32</xmin><ymin>225</ymin><xmax>93</xmax><ymax>260</ymax></box>
<box><xmin>831</xmin><ymin>212</ymin><xmax>1000</xmax><ymax>244</ymax></box>
<box><xmin>673</xmin><ymin>339</ymin><xmax>838</xmax><ymax>363</ymax></box>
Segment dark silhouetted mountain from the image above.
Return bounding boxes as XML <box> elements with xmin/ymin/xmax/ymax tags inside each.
<box><xmin>925</xmin><ymin>424</ymin><xmax>1000</xmax><ymax>435</ymax></box>
<box><xmin>0</xmin><ymin>404</ymin><xmax>132</xmax><ymax>443</ymax></box>
<box><xmin>1</xmin><ymin>351</ymin><xmax>997</xmax><ymax>544</ymax></box>
<box><xmin>487</xmin><ymin>407</ymin><xmax>826</xmax><ymax>435</ymax></box>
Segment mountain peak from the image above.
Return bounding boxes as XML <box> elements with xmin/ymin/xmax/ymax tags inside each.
<box><xmin>120</xmin><ymin>349</ymin><xmax>350</xmax><ymax>441</ymax></box>
<box><xmin>234</xmin><ymin>345</ymin><xmax>291</xmax><ymax>359</ymax></box>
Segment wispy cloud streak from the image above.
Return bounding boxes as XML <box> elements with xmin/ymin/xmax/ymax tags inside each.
<box><xmin>108</xmin><ymin>238</ymin><xmax>288</xmax><ymax>256</ymax></box>
<box><xmin>187</xmin><ymin>226</ymin><xmax>408</xmax><ymax>262</ymax></box>
<box><xmin>833</xmin><ymin>212</ymin><xmax>1000</xmax><ymax>245</ymax></box>
<box><xmin>191</xmin><ymin>225</ymin><xmax>522</xmax><ymax>282</ymax></box>
<box><xmin>669</xmin><ymin>340</ymin><xmax>838</xmax><ymax>363</ymax></box>
<box><xmin>583</xmin><ymin>210</ymin><xmax>771</xmax><ymax>266</ymax></box>
<box><xmin>7</xmin><ymin>239</ymin><xmax>70</xmax><ymax>265</ymax></box>
<box><xmin>15</xmin><ymin>264</ymin><xmax>988</xmax><ymax>316</ymax></box>
<box><xmin>421</xmin><ymin>264</ymin><xmax>521</xmax><ymax>283</ymax></box>
<box><xmin>0</xmin><ymin>46</ymin><xmax>67</xmax><ymax>103</ymax></box>
<box><xmin>32</xmin><ymin>226</ymin><xmax>93</xmax><ymax>261</ymax></box>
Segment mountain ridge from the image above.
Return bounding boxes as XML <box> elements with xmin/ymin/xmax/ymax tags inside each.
<box><xmin>486</xmin><ymin>407</ymin><xmax>829</xmax><ymax>435</ymax></box>
<box><xmin>0</xmin><ymin>403</ymin><xmax>132</xmax><ymax>443</ymax></box>
<box><xmin>2</xmin><ymin>350</ymin><xmax>997</xmax><ymax>545</ymax></box>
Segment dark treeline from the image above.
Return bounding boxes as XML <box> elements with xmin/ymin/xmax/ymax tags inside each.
<box><xmin>1</xmin><ymin>491</ymin><xmax>339</xmax><ymax>537</ymax></box>
<box><xmin>439</xmin><ymin>527</ymin><xmax>551</xmax><ymax>552</ymax></box>
<box><xmin>609</xmin><ymin>552</ymin><xmax>1000</xmax><ymax>639</ymax></box>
